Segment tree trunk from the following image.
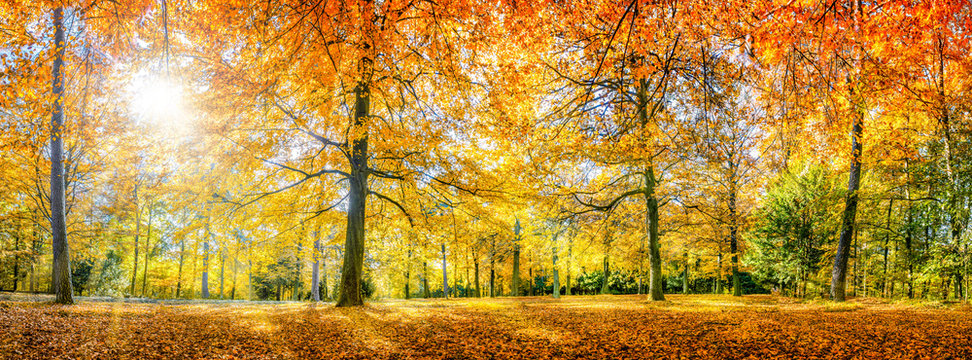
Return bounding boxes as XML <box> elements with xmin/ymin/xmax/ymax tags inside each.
<box><xmin>441</xmin><ymin>243</ymin><xmax>449</xmax><ymax>298</ymax></box>
<box><xmin>312</xmin><ymin>237</ymin><xmax>321</xmax><ymax>301</ymax></box>
<box><xmin>831</xmin><ymin>104</ymin><xmax>863</xmax><ymax>302</ymax></box>
<box><xmin>220</xmin><ymin>247</ymin><xmax>226</xmax><ymax>300</ymax></box>
<box><xmin>489</xmin><ymin>249</ymin><xmax>495</xmax><ymax>298</ymax></box>
<box><xmin>422</xmin><ymin>262</ymin><xmax>431</xmax><ymax>298</ymax></box>
<box><xmin>335</xmin><ymin>0</ymin><xmax>376</xmax><ymax>307</ymax></box>
<box><xmin>552</xmin><ymin>242</ymin><xmax>560</xmax><ymax>299</ymax></box>
<box><xmin>142</xmin><ymin>203</ymin><xmax>153</xmax><ymax>296</ymax></box>
<box><xmin>600</xmin><ymin>253</ymin><xmax>610</xmax><ymax>295</ymax></box>
<box><xmin>566</xmin><ymin>236</ymin><xmax>572</xmax><ymax>296</ymax></box>
<box><xmin>645</xmin><ymin>172</ymin><xmax>665</xmax><ymax>301</ymax></box>
<box><xmin>177</xmin><ymin>237</ymin><xmax>185</xmax><ymax>298</ymax></box>
<box><xmin>336</xmin><ymin>55</ymin><xmax>372</xmax><ymax>307</ymax></box>
<box><xmin>294</xmin><ymin>241</ymin><xmax>302</xmax><ymax>301</ymax></box>
<box><xmin>529</xmin><ymin>267</ymin><xmax>535</xmax><ymax>296</ymax></box>
<box><xmin>512</xmin><ymin>219</ymin><xmax>521</xmax><ymax>296</ymax></box>
<box><xmin>831</xmin><ymin>0</ymin><xmax>865</xmax><ymax>303</ymax></box>
<box><xmin>473</xmin><ymin>249</ymin><xmax>480</xmax><ymax>298</ymax></box>
<box><xmin>49</xmin><ymin>7</ymin><xmax>73</xmax><ymax>305</ymax></box>
<box><xmin>131</xmin><ymin>184</ymin><xmax>141</xmax><ymax>296</ymax></box>
<box><xmin>716</xmin><ymin>252</ymin><xmax>723</xmax><ymax>294</ymax></box>
<box><xmin>683</xmin><ymin>251</ymin><xmax>689</xmax><ymax>294</ymax></box>
<box><xmin>202</xmin><ymin>224</ymin><xmax>210</xmax><ymax>299</ymax></box>
<box><xmin>729</xmin><ymin>183</ymin><xmax>741</xmax><ymax>296</ymax></box>
<box><xmin>404</xmin><ymin>247</ymin><xmax>411</xmax><ymax>299</ymax></box>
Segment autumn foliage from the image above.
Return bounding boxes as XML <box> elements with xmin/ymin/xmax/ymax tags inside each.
<box><xmin>2</xmin><ymin>295</ymin><xmax>972</xmax><ymax>359</ymax></box>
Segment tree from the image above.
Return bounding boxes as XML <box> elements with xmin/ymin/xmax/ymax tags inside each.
<box><xmin>49</xmin><ymin>6</ymin><xmax>73</xmax><ymax>305</ymax></box>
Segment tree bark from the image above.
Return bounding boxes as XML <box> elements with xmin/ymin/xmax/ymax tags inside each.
<box><xmin>552</xmin><ymin>241</ymin><xmax>560</xmax><ymax>299</ymax></box>
<box><xmin>49</xmin><ymin>7</ymin><xmax>73</xmax><ymax>305</ymax></box>
<box><xmin>312</xmin><ymin>237</ymin><xmax>321</xmax><ymax>301</ymax></box>
<box><xmin>831</xmin><ymin>93</ymin><xmax>864</xmax><ymax>302</ymax></box>
<box><xmin>142</xmin><ymin>202</ymin><xmax>153</xmax><ymax>296</ymax></box>
<box><xmin>131</xmin><ymin>184</ymin><xmax>141</xmax><ymax>296</ymax></box>
<box><xmin>177</xmin><ymin>237</ymin><xmax>185</xmax><ymax>298</ymax></box>
<box><xmin>422</xmin><ymin>261</ymin><xmax>431</xmax><ymax>298</ymax></box>
<box><xmin>729</xmin><ymin>181</ymin><xmax>741</xmax><ymax>296</ymax></box>
<box><xmin>202</xmin><ymin>223</ymin><xmax>210</xmax><ymax>299</ymax></box>
<box><xmin>404</xmin><ymin>247</ymin><xmax>411</xmax><ymax>299</ymax></box>
<box><xmin>512</xmin><ymin>219</ymin><xmax>521</xmax><ymax>296</ymax></box>
<box><xmin>441</xmin><ymin>243</ymin><xmax>449</xmax><ymax>298</ymax></box>
<box><xmin>683</xmin><ymin>251</ymin><xmax>689</xmax><ymax>294</ymax></box>
<box><xmin>645</xmin><ymin>171</ymin><xmax>665</xmax><ymax>301</ymax></box>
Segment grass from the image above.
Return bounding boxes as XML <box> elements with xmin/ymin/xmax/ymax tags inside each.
<box><xmin>1</xmin><ymin>294</ymin><xmax>970</xmax><ymax>359</ymax></box>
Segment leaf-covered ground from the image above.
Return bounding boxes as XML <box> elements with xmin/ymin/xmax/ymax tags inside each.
<box><xmin>1</xmin><ymin>295</ymin><xmax>970</xmax><ymax>359</ymax></box>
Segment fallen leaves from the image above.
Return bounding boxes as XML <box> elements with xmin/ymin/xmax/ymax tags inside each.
<box><xmin>1</xmin><ymin>295</ymin><xmax>970</xmax><ymax>359</ymax></box>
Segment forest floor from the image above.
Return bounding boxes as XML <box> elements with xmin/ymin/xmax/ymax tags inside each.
<box><xmin>1</xmin><ymin>294</ymin><xmax>970</xmax><ymax>359</ymax></box>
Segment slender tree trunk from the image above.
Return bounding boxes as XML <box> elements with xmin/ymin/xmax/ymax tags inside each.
<box><xmin>293</xmin><ymin>242</ymin><xmax>302</xmax><ymax>301</ymax></box>
<box><xmin>600</xmin><ymin>253</ymin><xmax>610</xmax><ymax>295</ymax></box>
<box><xmin>404</xmin><ymin>247</ymin><xmax>411</xmax><ymax>299</ymax></box>
<box><xmin>312</xmin><ymin>237</ymin><xmax>321</xmax><ymax>301</ymax></box>
<box><xmin>49</xmin><ymin>7</ymin><xmax>73</xmax><ymax>304</ymax></box>
<box><xmin>566</xmin><ymin>235</ymin><xmax>572</xmax><ymax>296</ymax></box>
<box><xmin>474</xmin><ymin>256</ymin><xmax>480</xmax><ymax>298</ymax></box>
<box><xmin>220</xmin><ymin>247</ymin><xmax>226</xmax><ymax>300</ymax></box>
<box><xmin>422</xmin><ymin>262</ymin><xmax>431</xmax><ymax>298</ymax></box>
<box><xmin>13</xmin><ymin>230</ymin><xmax>20</xmax><ymax>291</ymax></box>
<box><xmin>683</xmin><ymin>251</ymin><xmax>689</xmax><ymax>294</ymax></box>
<box><xmin>142</xmin><ymin>203</ymin><xmax>153</xmax><ymax>296</ymax></box>
<box><xmin>716</xmin><ymin>252</ymin><xmax>723</xmax><ymax>294</ymax></box>
<box><xmin>131</xmin><ymin>184</ymin><xmax>141</xmax><ymax>296</ymax></box>
<box><xmin>490</xmin><ymin>246</ymin><xmax>496</xmax><ymax>298</ymax></box>
<box><xmin>202</xmin><ymin>223</ymin><xmax>210</xmax><ymax>299</ymax></box>
<box><xmin>512</xmin><ymin>219</ymin><xmax>521</xmax><ymax>296</ymax></box>
<box><xmin>729</xmin><ymin>183</ymin><xmax>741</xmax><ymax>296</ymax></box>
<box><xmin>176</xmin><ymin>237</ymin><xmax>185</xmax><ymax>298</ymax></box>
<box><xmin>552</xmin><ymin>241</ymin><xmax>560</xmax><ymax>299</ymax></box>
<box><xmin>441</xmin><ymin>243</ymin><xmax>449</xmax><ymax>298</ymax></box>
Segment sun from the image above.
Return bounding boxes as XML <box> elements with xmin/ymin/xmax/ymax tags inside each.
<box><xmin>129</xmin><ymin>73</ymin><xmax>191</xmax><ymax>135</ymax></box>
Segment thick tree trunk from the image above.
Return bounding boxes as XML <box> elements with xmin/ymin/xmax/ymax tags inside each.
<box><xmin>831</xmin><ymin>99</ymin><xmax>864</xmax><ymax>301</ymax></box>
<box><xmin>645</xmin><ymin>173</ymin><xmax>665</xmax><ymax>301</ymax></box>
<box><xmin>49</xmin><ymin>7</ymin><xmax>73</xmax><ymax>304</ymax></box>
<box><xmin>336</xmin><ymin>50</ymin><xmax>372</xmax><ymax>306</ymax></box>
<box><xmin>831</xmin><ymin>0</ymin><xmax>865</xmax><ymax>303</ymax></box>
